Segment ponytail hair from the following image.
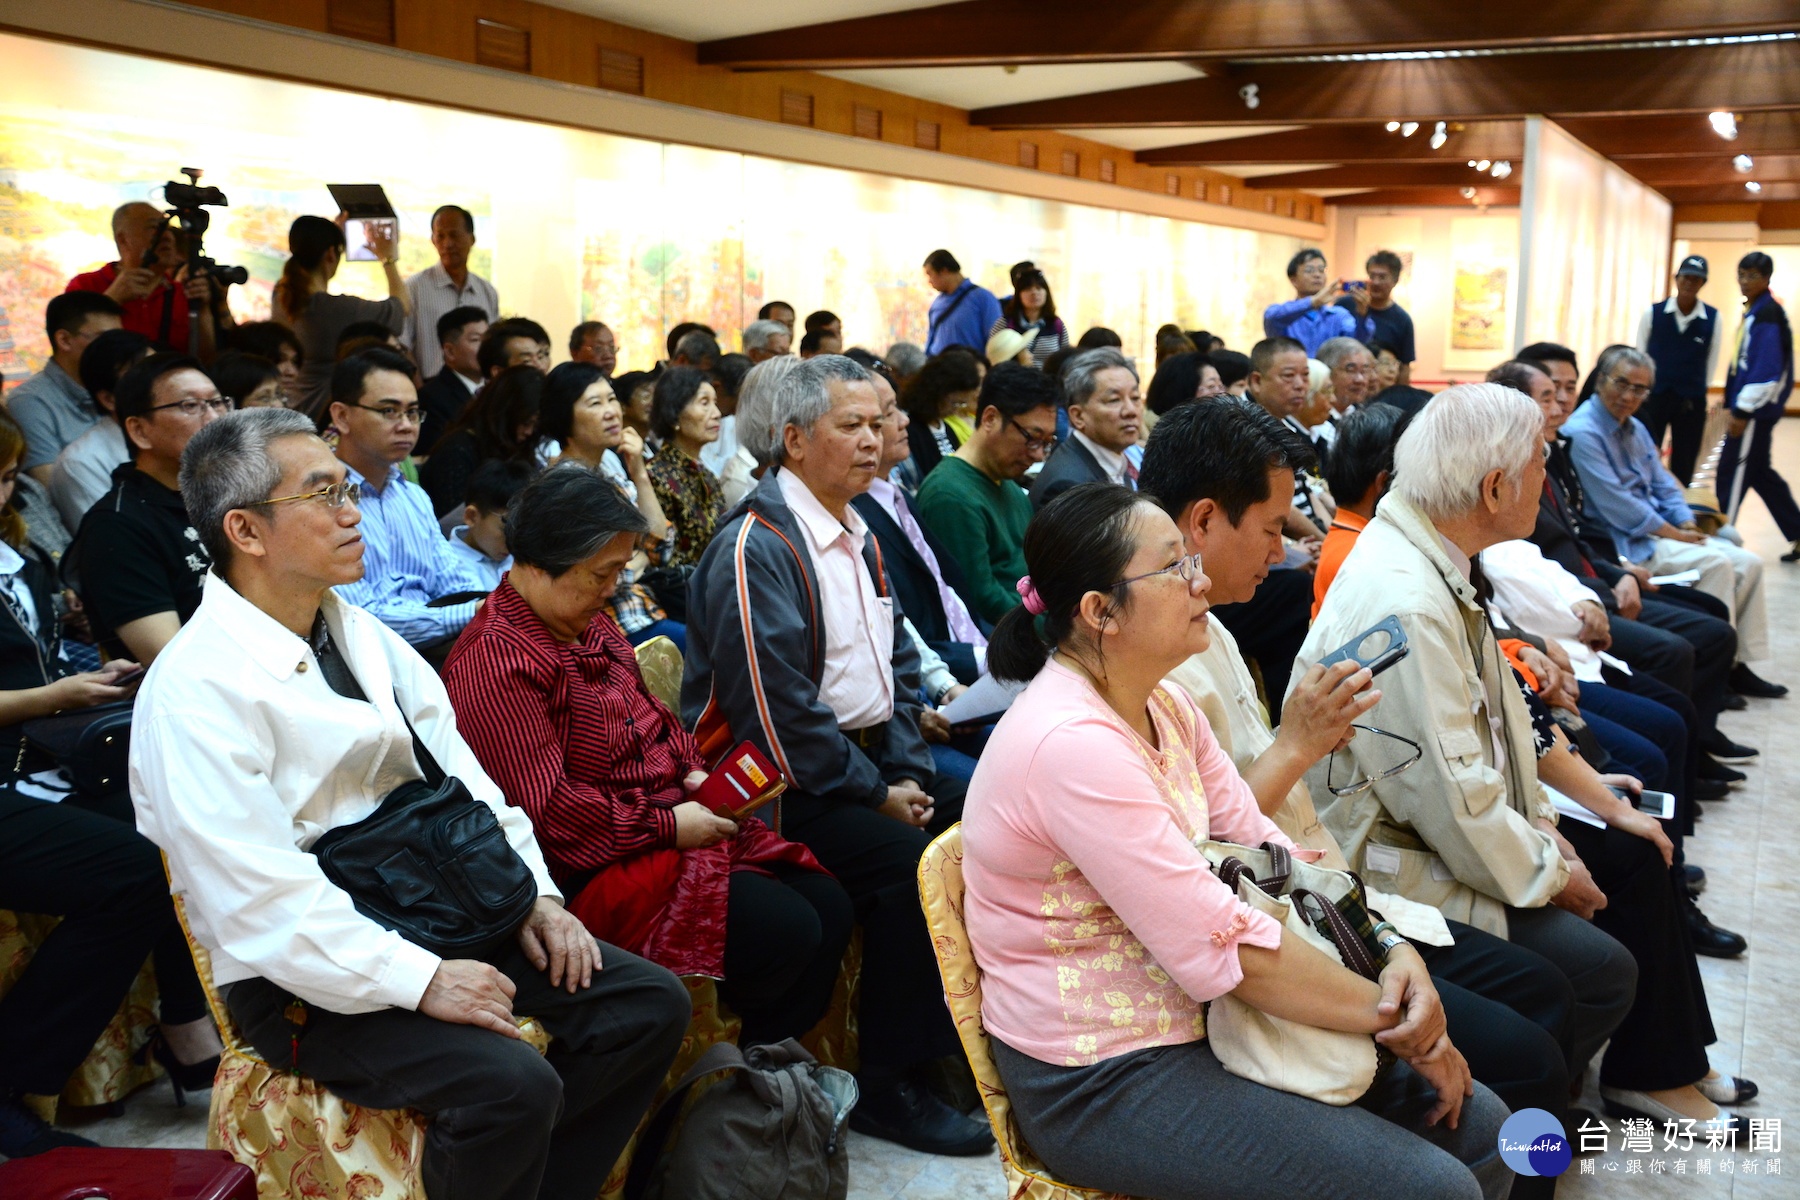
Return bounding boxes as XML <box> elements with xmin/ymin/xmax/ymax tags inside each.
<box><xmin>274</xmin><ymin>215</ymin><xmax>346</xmax><ymax>318</ymax></box>
<box><xmin>987</xmin><ymin>482</ymin><xmax>1152</xmax><ymax>683</ymax></box>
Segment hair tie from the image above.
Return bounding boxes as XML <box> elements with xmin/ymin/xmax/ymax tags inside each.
<box><xmin>1016</xmin><ymin>575</ymin><xmax>1046</xmax><ymax>615</ymax></box>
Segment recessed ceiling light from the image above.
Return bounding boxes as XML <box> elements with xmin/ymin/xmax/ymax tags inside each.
<box><xmin>1429</xmin><ymin>121</ymin><xmax>1447</xmax><ymax>150</ymax></box>
<box><xmin>1746</xmin><ymin>180</ymin><xmax>1763</xmax><ymax>193</ymax></box>
<box><xmin>1401</xmin><ymin>122</ymin><xmax>1419</xmax><ymax>137</ymax></box>
<box><xmin>1476</xmin><ymin>159</ymin><xmax>1492</xmax><ymax>171</ymax></box>
<box><xmin>1492</xmin><ymin>160</ymin><xmax>1513</xmax><ymax>179</ymax></box>
<box><xmin>1710</xmin><ymin>111</ymin><xmax>1739</xmax><ymax>140</ymax></box>
<box><xmin>1460</xmin><ymin>186</ymin><xmax>1477</xmax><ymax>198</ymax></box>
<box><xmin>1385</xmin><ymin>121</ymin><xmax>1401</xmax><ymax>132</ymax></box>
<box><xmin>1734</xmin><ymin>154</ymin><xmax>1754</xmax><ymax>172</ymax></box>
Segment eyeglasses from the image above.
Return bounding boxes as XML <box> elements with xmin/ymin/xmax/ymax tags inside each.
<box><xmin>148</xmin><ymin>395</ymin><xmax>235</xmax><ymax>417</ymax></box>
<box><xmin>1115</xmin><ymin>552</ymin><xmax>1204</xmax><ymax>590</ymax></box>
<box><xmin>248</xmin><ymin>479</ymin><xmax>362</xmax><ymax>510</ymax></box>
<box><xmin>1325</xmin><ymin>724</ymin><xmax>1424</xmax><ymax>797</ymax></box>
<box><xmin>1004</xmin><ymin>414</ymin><xmax>1058</xmax><ymax>454</ymax></box>
<box><xmin>1606</xmin><ymin>376</ymin><xmax>1652</xmax><ymax>399</ymax></box>
<box><xmin>350</xmin><ymin>403</ymin><xmax>424</xmax><ymax>425</ymax></box>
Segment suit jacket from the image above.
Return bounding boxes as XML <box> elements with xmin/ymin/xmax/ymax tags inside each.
<box><xmin>850</xmin><ymin>489</ymin><xmax>986</xmax><ymax>684</ymax></box>
<box><xmin>1028</xmin><ymin>436</ymin><xmax>1108</xmax><ymax>510</ymax></box>
<box><xmin>418</xmin><ymin>368</ymin><xmax>477</xmax><ymax>456</ymax></box>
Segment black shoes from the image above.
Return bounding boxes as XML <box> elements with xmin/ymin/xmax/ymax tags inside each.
<box><xmin>1728</xmin><ymin>664</ymin><xmax>1788</xmax><ymax>699</ymax></box>
<box><xmin>0</xmin><ymin>1091</ymin><xmax>98</xmax><ymax>1158</ymax></box>
<box><xmin>1698</xmin><ymin>756</ymin><xmax>1746</xmax><ymax>783</ymax></box>
<box><xmin>850</xmin><ymin>1075</ymin><xmax>995</xmax><ymax>1156</ymax></box>
<box><xmin>1684</xmin><ymin>897</ymin><xmax>1748</xmax><ymax>958</ymax></box>
<box><xmin>135</xmin><ymin>1029</ymin><xmax>220</xmax><ymax>1108</ymax></box>
<box><xmin>1694</xmin><ymin>778</ymin><xmax>1731</xmax><ymax>803</ymax></box>
<box><xmin>1683</xmin><ymin>864</ymin><xmax>1707</xmax><ymax>897</ymax></box>
<box><xmin>1723</xmin><ymin>692</ymin><xmax>1749</xmax><ymax>711</ymax></box>
<box><xmin>1701</xmin><ymin>730</ymin><xmax>1759</xmax><ymax>762</ymax></box>
<box><xmin>1783</xmin><ymin>540</ymin><xmax>1800</xmax><ymax>563</ymax></box>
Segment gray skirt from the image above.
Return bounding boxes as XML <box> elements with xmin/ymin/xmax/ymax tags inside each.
<box><xmin>990</xmin><ymin>1036</ymin><xmax>1513</xmax><ymax>1200</ymax></box>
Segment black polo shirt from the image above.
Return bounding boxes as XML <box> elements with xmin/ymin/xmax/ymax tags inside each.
<box><xmin>68</xmin><ymin>462</ymin><xmax>211</xmax><ymax>660</ymax></box>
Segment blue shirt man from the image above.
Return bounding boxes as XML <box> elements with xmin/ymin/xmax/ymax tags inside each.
<box><xmin>923</xmin><ymin>249</ymin><xmax>1003</xmax><ymax>356</ymax></box>
<box><xmin>1262</xmin><ymin>249</ymin><xmax>1374</xmax><ymax>357</ymax></box>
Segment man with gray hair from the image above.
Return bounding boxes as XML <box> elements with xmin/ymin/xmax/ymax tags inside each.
<box><xmin>1028</xmin><ymin>346</ymin><xmax>1141</xmax><ymax>509</ymax></box>
<box><xmin>739</xmin><ymin>318</ymin><xmax>791</xmax><ymax>363</ymax></box>
<box><xmin>135</xmin><ymin>408</ymin><xmax>689</xmax><ymax>1200</ymax></box>
<box><xmin>1301</xmin><ymin>383</ymin><xmax>1743</xmax><ymax>1134</ymax></box>
<box><xmin>1314</xmin><ymin>335</ymin><xmax>1378</xmax><ymax>450</ymax></box>
<box><xmin>720</xmin><ymin>354</ymin><xmax>799</xmax><ymax>506</ymax></box>
<box><xmin>1564</xmin><ymin>344</ymin><xmax>1782</xmax><ymax>697</ymax></box>
<box><xmin>683</xmin><ymin>355</ymin><xmax>992</xmax><ymax>1158</ymax></box>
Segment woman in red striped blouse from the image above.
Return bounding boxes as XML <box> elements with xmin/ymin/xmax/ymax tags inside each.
<box><xmin>444</xmin><ymin>465</ymin><xmax>851</xmax><ymax>1047</ymax></box>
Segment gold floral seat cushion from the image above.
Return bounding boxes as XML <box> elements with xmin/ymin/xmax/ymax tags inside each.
<box><xmin>0</xmin><ymin>909</ymin><xmax>162</xmax><ymax>1118</ymax></box>
<box><xmin>917</xmin><ymin>825</ymin><xmax>1139</xmax><ymax>1200</ymax></box>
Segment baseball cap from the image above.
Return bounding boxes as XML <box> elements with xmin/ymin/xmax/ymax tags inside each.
<box><xmin>1677</xmin><ymin>255</ymin><xmax>1709</xmax><ymax>279</ymax></box>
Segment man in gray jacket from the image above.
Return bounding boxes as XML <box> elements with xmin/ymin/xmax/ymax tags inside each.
<box><xmin>683</xmin><ymin>355</ymin><xmax>990</xmax><ymax>1157</ymax></box>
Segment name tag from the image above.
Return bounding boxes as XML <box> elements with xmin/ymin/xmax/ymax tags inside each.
<box><xmin>1365</xmin><ymin>845</ymin><xmax>1402</xmax><ymax>875</ymax></box>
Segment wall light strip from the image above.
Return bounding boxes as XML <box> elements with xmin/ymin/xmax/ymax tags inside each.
<box><xmin>1239</xmin><ymin>30</ymin><xmax>1797</xmax><ymax>65</ymax></box>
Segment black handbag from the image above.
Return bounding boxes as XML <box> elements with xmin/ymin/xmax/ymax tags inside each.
<box><xmin>310</xmin><ymin>707</ymin><xmax>538</xmax><ymax>959</ymax></box>
<box><xmin>21</xmin><ymin>699</ymin><xmax>135</xmax><ymax>794</ymax></box>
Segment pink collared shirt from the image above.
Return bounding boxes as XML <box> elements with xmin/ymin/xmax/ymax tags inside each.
<box><xmin>776</xmin><ymin>469</ymin><xmax>895</xmax><ymax>731</ymax></box>
<box><xmin>962</xmin><ymin>660</ymin><xmax>1294</xmax><ymax>1067</ymax></box>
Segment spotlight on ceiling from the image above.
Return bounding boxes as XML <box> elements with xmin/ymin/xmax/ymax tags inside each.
<box><xmin>1460</xmin><ymin>186</ymin><xmax>1477</xmax><ymax>199</ymax></box>
<box><xmin>1400</xmin><ymin>121</ymin><xmax>1419</xmax><ymax>137</ymax></box>
<box><xmin>1734</xmin><ymin>154</ymin><xmax>1755</xmax><ymax>173</ymax></box>
<box><xmin>1709</xmin><ymin>111</ymin><xmax>1739</xmax><ymax>140</ymax></box>
<box><xmin>1468</xmin><ymin>160</ymin><xmax>1478</xmax><ymax>168</ymax></box>
<box><xmin>1746</xmin><ymin>180</ymin><xmax>1764</xmax><ymax>193</ymax></box>
<box><xmin>1429</xmin><ymin>121</ymin><xmax>1447</xmax><ymax>150</ymax></box>
<box><xmin>1385</xmin><ymin>121</ymin><xmax>1401</xmax><ymax>132</ymax></box>
<box><xmin>1476</xmin><ymin>159</ymin><xmax>1492</xmax><ymax>171</ymax></box>
<box><xmin>1491</xmin><ymin>160</ymin><xmax>1513</xmax><ymax>179</ymax></box>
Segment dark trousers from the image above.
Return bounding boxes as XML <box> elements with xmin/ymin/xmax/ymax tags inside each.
<box><xmin>1631</xmin><ymin>595</ymin><xmax>1735</xmax><ymax>731</ymax></box>
<box><xmin>1556</xmin><ymin>819</ymin><xmax>1714</xmax><ymax>1091</ymax></box>
<box><xmin>229</xmin><ymin>941</ymin><xmax>689</xmax><ymax>1200</ymax></box>
<box><xmin>1211</xmin><ymin>567</ymin><xmax>1314</xmax><ymax>722</ymax></box>
<box><xmin>1639</xmin><ymin>389</ymin><xmax>1708</xmax><ymax>486</ymax></box>
<box><xmin>1583</xmin><ymin>677</ymin><xmax>1694</xmax><ymax>847</ymax></box>
<box><xmin>1716</xmin><ymin>406</ymin><xmax>1800</xmax><ymax>540</ymax></box>
<box><xmin>1418</xmin><ymin>921</ymin><xmax>1572</xmax><ymax>1200</ymax></box>
<box><xmin>63</xmin><ymin>787</ymin><xmax>210</xmax><ymax>1028</ymax></box>
<box><xmin>780</xmin><ymin>771</ymin><xmax>967</xmax><ymax>1077</ymax></box>
<box><xmin>0</xmin><ymin>788</ymin><xmax>171</xmax><ymax>1096</ymax></box>
<box><xmin>720</xmin><ymin>867</ymin><xmax>855</xmax><ymax>1048</ymax></box>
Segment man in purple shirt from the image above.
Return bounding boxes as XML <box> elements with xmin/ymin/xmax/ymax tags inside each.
<box><xmin>922</xmin><ymin>249</ymin><xmax>1002</xmax><ymax>357</ymax></box>
<box><xmin>1263</xmin><ymin>248</ymin><xmax>1375</xmax><ymax>357</ymax></box>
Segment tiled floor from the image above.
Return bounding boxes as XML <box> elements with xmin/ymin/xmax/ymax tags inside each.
<box><xmin>52</xmin><ymin>427</ymin><xmax>1800</xmax><ymax>1197</ymax></box>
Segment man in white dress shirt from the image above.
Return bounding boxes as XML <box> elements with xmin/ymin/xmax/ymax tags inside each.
<box><xmin>402</xmin><ymin>205</ymin><xmax>499</xmax><ymax>380</ymax></box>
<box><xmin>132</xmin><ymin>408</ymin><xmax>688</xmax><ymax>1200</ymax></box>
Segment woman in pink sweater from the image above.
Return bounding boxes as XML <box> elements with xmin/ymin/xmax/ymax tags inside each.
<box><xmin>961</xmin><ymin>483</ymin><xmax>1510</xmax><ymax>1200</ymax></box>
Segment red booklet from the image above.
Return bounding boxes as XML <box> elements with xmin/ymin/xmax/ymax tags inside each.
<box><xmin>693</xmin><ymin>742</ymin><xmax>788</xmax><ymax>820</ymax></box>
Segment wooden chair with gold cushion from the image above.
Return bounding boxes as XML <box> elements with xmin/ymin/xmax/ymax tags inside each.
<box><xmin>0</xmin><ymin>909</ymin><xmax>162</xmax><ymax>1120</ymax></box>
<box><xmin>917</xmin><ymin>825</ymin><xmax>1138</xmax><ymax>1200</ymax></box>
<box><xmin>633</xmin><ymin>635</ymin><xmax>683</xmax><ymax>715</ymax></box>
<box><xmin>171</xmin><ymin>890</ymin><xmax>549</xmax><ymax>1200</ymax></box>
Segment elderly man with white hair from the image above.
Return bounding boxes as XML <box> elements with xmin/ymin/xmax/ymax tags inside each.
<box><xmin>1563</xmin><ymin>344</ymin><xmax>1785</xmax><ymax>699</ymax></box>
<box><xmin>1300</xmin><ymin>382</ymin><xmax>1751</xmax><ymax>1136</ymax></box>
<box><xmin>739</xmin><ymin>318</ymin><xmax>792</xmax><ymax>364</ymax></box>
<box><xmin>682</xmin><ymin>355</ymin><xmax>992</xmax><ymax>1158</ymax></box>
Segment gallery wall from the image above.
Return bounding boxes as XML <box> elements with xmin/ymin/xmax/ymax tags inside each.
<box><xmin>0</xmin><ymin>32</ymin><xmax>1305</xmax><ymax>384</ymax></box>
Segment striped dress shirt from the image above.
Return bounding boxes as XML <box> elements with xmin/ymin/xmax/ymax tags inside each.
<box><xmin>333</xmin><ymin>462</ymin><xmax>488</xmax><ymax>645</ymax></box>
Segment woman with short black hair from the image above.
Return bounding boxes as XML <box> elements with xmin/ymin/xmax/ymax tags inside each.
<box><xmin>644</xmin><ymin>366</ymin><xmax>724</xmax><ymax>568</ymax></box>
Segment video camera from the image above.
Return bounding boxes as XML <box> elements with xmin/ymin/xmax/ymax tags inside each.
<box><xmin>145</xmin><ymin>167</ymin><xmax>249</xmax><ymax>353</ymax></box>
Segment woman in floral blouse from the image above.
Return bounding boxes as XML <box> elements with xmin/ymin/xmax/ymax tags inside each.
<box><xmin>646</xmin><ymin>366</ymin><xmax>725</xmax><ymax>567</ymax></box>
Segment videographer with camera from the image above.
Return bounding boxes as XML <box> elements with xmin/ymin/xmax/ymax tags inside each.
<box><xmin>66</xmin><ymin>200</ymin><xmax>235</xmax><ymax>362</ymax></box>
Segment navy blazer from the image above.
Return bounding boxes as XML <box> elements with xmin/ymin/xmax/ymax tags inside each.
<box><xmin>851</xmin><ymin>489</ymin><xmax>986</xmax><ymax>685</ymax></box>
<box><xmin>1028</xmin><ymin>435</ymin><xmax>1109</xmax><ymax>510</ymax></box>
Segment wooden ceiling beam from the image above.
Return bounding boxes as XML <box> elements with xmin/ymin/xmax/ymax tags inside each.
<box><xmin>970</xmin><ymin>43</ymin><xmax>1800</xmax><ymax>128</ymax></box>
<box><xmin>1661</xmin><ymin>182</ymin><xmax>1800</xmax><ymax>202</ymax></box>
<box><xmin>1249</xmin><ymin>163</ymin><xmax>1510</xmax><ymax>188</ymax></box>
<box><xmin>697</xmin><ymin>1</ymin><xmax>1799</xmax><ymax>70</ymax></box>
<box><xmin>1617</xmin><ymin>154</ymin><xmax>1800</xmax><ymax>185</ymax></box>
<box><xmin>1137</xmin><ymin>120</ymin><xmax>1524</xmax><ymax>165</ymax></box>
<box><xmin>1556</xmin><ymin>110</ymin><xmax>1800</xmax><ymax>157</ymax></box>
<box><xmin>1321</xmin><ymin>187</ymin><xmax>1521</xmax><ymax>206</ymax></box>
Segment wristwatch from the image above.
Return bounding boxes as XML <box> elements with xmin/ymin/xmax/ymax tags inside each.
<box><xmin>1376</xmin><ymin>928</ymin><xmax>1409</xmax><ymax>955</ymax></box>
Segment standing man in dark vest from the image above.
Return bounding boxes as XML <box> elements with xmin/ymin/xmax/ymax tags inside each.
<box><xmin>1717</xmin><ymin>251</ymin><xmax>1800</xmax><ymax>562</ymax></box>
<box><xmin>1636</xmin><ymin>255</ymin><xmax>1720</xmax><ymax>486</ymax></box>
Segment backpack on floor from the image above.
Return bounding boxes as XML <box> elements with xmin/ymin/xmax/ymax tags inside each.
<box><xmin>627</xmin><ymin>1038</ymin><xmax>858</xmax><ymax>1200</ymax></box>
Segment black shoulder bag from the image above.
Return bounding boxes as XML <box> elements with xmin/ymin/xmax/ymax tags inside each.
<box><xmin>310</xmin><ymin>706</ymin><xmax>538</xmax><ymax>958</ymax></box>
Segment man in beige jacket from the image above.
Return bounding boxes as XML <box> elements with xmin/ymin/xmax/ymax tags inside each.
<box><xmin>1298</xmin><ymin>383</ymin><xmax>1739</xmax><ymax>1132</ymax></box>
<box><xmin>1140</xmin><ymin>397</ymin><xmax>1588</xmax><ymax>1162</ymax></box>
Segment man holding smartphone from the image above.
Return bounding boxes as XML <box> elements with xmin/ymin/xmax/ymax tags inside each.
<box><xmin>1262</xmin><ymin>248</ymin><xmax>1374</xmax><ymax>356</ymax></box>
